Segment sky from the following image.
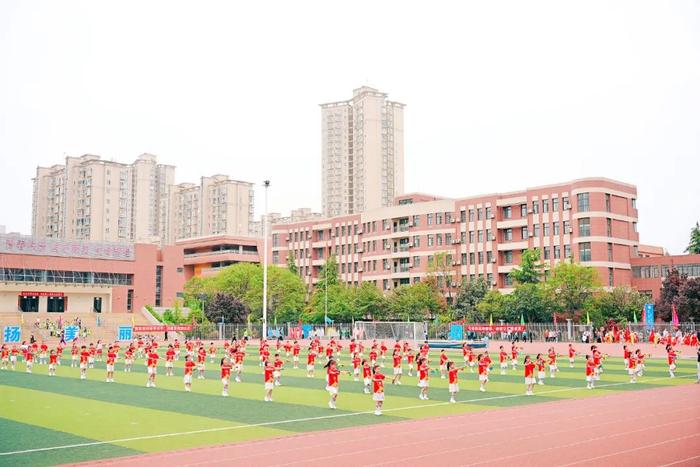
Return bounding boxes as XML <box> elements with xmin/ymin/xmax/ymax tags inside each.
<box><xmin>0</xmin><ymin>1</ymin><xmax>698</xmax><ymax>253</ymax></box>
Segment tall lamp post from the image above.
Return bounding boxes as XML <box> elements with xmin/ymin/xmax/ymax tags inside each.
<box><xmin>324</xmin><ymin>260</ymin><xmax>328</xmax><ymax>335</ymax></box>
<box><xmin>262</xmin><ymin>180</ymin><xmax>270</xmax><ymax>340</ymax></box>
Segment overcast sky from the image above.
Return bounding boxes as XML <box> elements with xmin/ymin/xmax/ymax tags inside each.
<box><xmin>0</xmin><ymin>1</ymin><xmax>698</xmax><ymax>253</ymax></box>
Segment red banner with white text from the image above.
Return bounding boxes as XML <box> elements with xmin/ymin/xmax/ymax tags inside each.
<box><xmin>465</xmin><ymin>325</ymin><xmax>526</xmax><ymax>332</ymax></box>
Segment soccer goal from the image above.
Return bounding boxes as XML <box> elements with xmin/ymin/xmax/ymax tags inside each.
<box><xmin>352</xmin><ymin>321</ymin><xmax>427</xmax><ymax>343</ymax></box>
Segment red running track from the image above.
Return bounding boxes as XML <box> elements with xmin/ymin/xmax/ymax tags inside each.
<box><xmin>79</xmin><ymin>384</ymin><xmax>700</xmax><ymax>467</ymax></box>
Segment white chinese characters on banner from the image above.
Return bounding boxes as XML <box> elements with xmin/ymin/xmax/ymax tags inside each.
<box><xmin>0</xmin><ymin>234</ymin><xmax>134</xmax><ymax>261</ymax></box>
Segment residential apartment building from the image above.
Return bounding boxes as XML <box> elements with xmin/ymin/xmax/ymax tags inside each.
<box><xmin>249</xmin><ymin>208</ymin><xmax>323</xmax><ymax>238</ymax></box>
<box><xmin>321</xmin><ymin>86</ymin><xmax>405</xmax><ymax>217</ymax></box>
<box><xmin>271</xmin><ymin>178</ymin><xmax>640</xmax><ymax>297</ymax></box>
<box><xmin>32</xmin><ymin>155</ymin><xmax>254</xmax><ymax>246</ymax></box>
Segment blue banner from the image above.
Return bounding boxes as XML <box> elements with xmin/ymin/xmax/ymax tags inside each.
<box><xmin>449</xmin><ymin>324</ymin><xmax>464</xmax><ymax>340</ymax></box>
<box><xmin>3</xmin><ymin>326</ymin><xmax>21</xmax><ymax>343</ymax></box>
<box><xmin>644</xmin><ymin>303</ymin><xmax>654</xmax><ymax>326</ymax></box>
<box><xmin>64</xmin><ymin>325</ymin><xmax>80</xmax><ymax>342</ymax></box>
<box><xmin>118</xmin><ymin>326</ymin><xmax>133</xmax><ymax>341</ymax></box>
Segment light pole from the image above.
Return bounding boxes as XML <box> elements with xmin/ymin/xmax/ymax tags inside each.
<box><xmin>262</xmin><ymin>180</ymin><xmax>270</xmax><ymax>341</ymax></box>
<box><xmin>324</xmin><ymin>259</ymin><xmax>328</xmax><ymax>335</ymax></box>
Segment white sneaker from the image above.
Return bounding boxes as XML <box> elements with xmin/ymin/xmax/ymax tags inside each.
<box><xmin>328</xmin><ymin>401</ymin><xmax>335</xmax><ymax>409</ymax></box>
<box><xmin>222</xmin><ymin>392</ymin><xmax>228</xmax><ymax>396</ymax></box>
<box><xmin>538</xmin><ymin>381</ymin><xmax>544</xmax><ymax>385</ymax></box>
<box><xmin>449</xmin><ymin>398</ymin><xmax>456</xmax><ymax>404</ymax></box>
<box><xmin>479</xmin><ymin>387</ymin><xmax>486</xmax><ymax>392</ymax></box>
<box><xmin>374</xmin><ymin>410</ymin><xmax>382</xmax><ymax>416</ymax></box>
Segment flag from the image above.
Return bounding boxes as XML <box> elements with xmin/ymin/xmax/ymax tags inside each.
<box><xmin>131</xmin><ymin>315</ymin><xmax>135</xmax><ymax>326</ymax></box>
<box><xmin>489</xmin><ymin>314</ymin><xmax>493</xmax><ymax>326</ymax></box>
<box><xmin>671</xmin><ymin>303</ymin><xmax>679</xmax><ymax>326</ymax></box>
<box><xmin>20</xmin><ymin>313</ymin><xmax>24</xmax><ymax>325</ymax></box>
<box><xmin>520</xmin><ymin>313</ymin><xmax>525</xmax><ymax>325</ymax></box>
<box><xmin>586</xmin><ymin>311</ymin><xmax>591</xmax><ymax>325</ymax></box>
<box><xmin>633</xmin><ymin>310</ymin><xmax>638</xmax><ymax>324</ymax></box>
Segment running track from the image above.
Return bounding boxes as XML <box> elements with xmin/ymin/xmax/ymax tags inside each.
<box><xmin>79</xmin><ymin>384</ymin><xmax>700</xmax><ymax>467</ymax></box>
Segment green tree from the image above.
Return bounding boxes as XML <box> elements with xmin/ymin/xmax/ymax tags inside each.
<box><xmin>677</xmin><ymin>277</ymin><xmax>700</xmax><ymax>321</ymax></box>
<box><xmin>474</xmin><ymin>290</ymin><xmax>509</xmax><ymax>323</ymax></box>
<box><xmin>387</xmin><ymin>281</ymin><xmax>446</xmax><ymax>321</ymax></box>
<box><xmin>315</xmin><ymin>255</ymin><xmax>339</xmax><ymax>290</ymax></box>
<box><xmin>286</xmin><ymin>250</ymin><xmax>298</xmax><ymax>275</ymax></box>
<box><xmin>509</xmin><ymin>248</ymin><xmax>544</xmax><ymax>284</ymax></box>
<box><xmin>304</xmin><ymin>283</ymin><xmax>356</xmax><ymax>324</ymax></box>
<box><xmin>589</xmin><ymin>285</ymin><xmax>647</xmax><ymax>323</ymax></box>
<box><xmin>428</xmin><ymin>252</ymin><xmax>457</xmax><ymax>303</ymax></box>
<box><xmin>509</xmin><ymin>282</ymin><xmax>555</xmax><ymax>323</ymax></box>
<box><xmin>655</xmin><ymin>267</ymin><xmax>685</xmax><ymax>321</ymax></box>
<box><xmin>244</xmin><ymin>265</ymin><xmax>306</xmax><ymax>323</ymax></box>
<box><xmin>354</xmin><ymin>281</ymin><xmax>387</xmax><ymax>320</ymax></box>
<box><xmin>453</xmin><ymin>277</ymin><xmax>489</xmax><ymax>320</ymax></box>
<box><xmin>546</xmin><ymin>261</ymin><xmax>599</xmax><ymax>313</ymax></box>
<box><xmin>685</xmin><ymin>221</ymin><xmax>700</xmax><ymax>254</ymax></box>
<box><xmin>205</xmin><ymin>292</ymin><xmax>250</xmax><ymax>324</ymax></box>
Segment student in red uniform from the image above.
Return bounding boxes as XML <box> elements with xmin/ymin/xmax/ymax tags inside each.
<box><xmin>510</xmin><ymin>342</ymin><xmax>521</xmax><ymax>370</ymax></box>
<box><xmin>627</xmin><ymin>351</ymin><xmax>638</xmax><ymax>383</ymax></box>
<box><xmin>417</xmin><ymin>357</ymin><xmax>430</xmax><ymax>400</ymax></box>
<box><xmin>88</xmin><ymin>343</ymin><xmax>96</xmax><ymax>368</ymax></box>
<box><xmin>273</xmin><ymin>353</ymin><xmax>284</xmax><ymax>386</ymax></box>
<box><xmin>24</xmin><ymin>347</ymin><xmax>34</xmax><ymax>373</ymax></box>
<box><xmin>71</xmin><ymin>344</ymin><xmax>79</xmax><ymax>368</ymax></box>
<box><xmin>591</xmin><ymin>345</ymin><xmax>604</xmax><ymax>381</ymax></box>
<box><xmin>39</xmin><ymin>341</ymin><xmax>48</xmax><ymax>365</ymax></box>
<box><xmin>524</xmin><ymin>355</ymin><xmax>536</xmax><ymax>396</ymax></box>
<box><xmin>146</xmin><ymin>348</ymin><xmax>159</xmax><ymax>388</ymax></box>
<box><xmin>439</xmin><ymin>349</ymin><xmax>449</xmax><ymax>379</ymax></box>
<box><xmin>372</xmin><ymin>365</ymin><xmax>386</xmax><ymax>416</ymax></box>
<box><xmin>498</xmin><ymin>346</ymin><xmax>508</xmax><ymax>375</ymax></box>
<box><xmin>447</xmin><ymin>360</ymin><xmax>465</xmax><ymax>403</ymax></box>
<box><xmin>0</xmin><ymin>345</ymin><xmax>9</xmax><ymax>370</ymax></box>
<box><xmin>635</xmin><ymin>349</ymin><xmax>648</xmax><ymax>376</ymax></box>
<box><xmin>10</xmin><ymin>345</ymin><xmax>19</xmax><ymax>370</ymax></box>
<box><xmin>324</xmin><ymin>358</ymin><xmax>342</xmax><ymax>409</ymax></box>
<box><xmin>369</xmin><ymin>347</ymin><xmax>378</xmax><ymax>367</ymax></box>
<box><xmin>221</xmin><ymin>357</ymin><xmax>233</xmax><ymax>396</ymax></box>
<box><xmin>306</xmin><ymin>346</ymin><xmax>317</xmax><ymax>377</ymax></box>
<box><xmin>208</xmin><ymin>343</ymin><xmax>217</xmax><ymax>363</ymax></box>
<box><xmin>623</xmin><ymin>345</ymin><xmax>631</xmax><ymax>369</ymax></box>
<box><xmin>233</xmin><ymin>346</ymin><xmax>245</xmax><ymax>382</ymax></box>
<box><xmin>105</xmin><ymin>346</ymin><xmax>117</xmax><ymax>382</ymax></box>
<box><xmin>263</xmin><ymin>360</ymin><xmax>275</xmax><ymax>402</ymax></box>
<box><xmin>79</xmin><ymin>345</ymin><xmax>90</xmax><ymax>379</ymax></box>
<box><xmin>477</xmin><ymin>353</ymin><xmax>489</xmax><ymax>392</ymax></box>
<box><xmin>352</xmin><ymin>353</ymin><xmax>361</xmax><ymax>381</ymax></box>
<box><xmin>379</xmin><ymin>342</ymin><xmax>388</xmax><ymax>367</ymax></box>
<box><xmin>391</xmin><ymin>349</ymin><xmax>403</xmax><ymax>385</ymax></box>
<box><xmin>362</xmin><ymin>359</ymin><xmax>372</xmax><ymax>394</ymax></box>
<box><xmin>174</xmin><ymin>339</ymin><xmax>181</xmax><ymax>360</ymax></box>
<box><xmin>535</xmin><ymin>353</ymin><xmax>546</xmax><ymax>385</ymax></box>
<box><xmin>547</xmin><ymin>347</ymin><xmax>559</xmax><ymax>378</ymax></box>
<box><xmin>48</xmin><ymin>349</ymin><xmax>57</xmax><ymax>376</ymax></box>
<box><xmin>292</xmin><ymin>340</ymin><xmax>301</xmax><ymax>368</ymax></box>
<box><xmin>283</xmin><ymin>340</ymin><xmax>292</xmax><ymax>359</ymax></box>
<box><xmin>165</xmin><ymin>345</ymin><xmax>176</xmax><ymax>377</ymax></box>
<box><xmin>197</xmin><ymin>346</ymin><xmax>207</xmax><ymax>380</ymax></box>
<box><xmin>666</xmin><ymin>345</ymin><xmax>678</xmax><ymax>378</ymax></box>
<box><xmin>124</xmin><ymin>346</ymin><xmax>134</xmax><ymax>372</ymax></box>
<box><xmin>182</xmin><ymin>355</ymin><xmax>195</xmax><ymax>392</ymax></box>
<box><xmin>585</xmin><ymin>354</ymin><xmax>596</xmax><ymax>389</ymax></box>
<box><xmin>406</xmin><ymin>349</ymin><xmax>415</xmax><ymax>377</ymax></box>
<box><xmin>568</xmin><ymin>343</ymin><xmax>577</xmax><ymax>368</ymax></box>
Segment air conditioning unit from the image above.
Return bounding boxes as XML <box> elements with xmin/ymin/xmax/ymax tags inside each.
<box><xmin>450</xmin><ymin>219</ymin><xmax>456</xmax><ymax>224</ymax></box>
<box><xmin>357</xmin><ymin>229</ymin><xmax>363</xmax><ymax>234</ymax></box>
<box><xmin>307</xmin><ymin>233</ymin><xmax>312</xmax><ymax>239</ymax></box>
<box><xmin>491</xmin><ymin>257</ymin><xmax>497</xmax><ymax>263</ymax></box>
<box><xmin>285</xmin><ymin>236</ymin><xmax>290</xmax><ymax>241</ymax></box>
<box><xmin>450</xmin><ymin>282</ymin><xmax>457</xmax><ymax>287</ymax></box>
<box><xmin>489</xmin><ymin>213</ymin><xmax>495</xmax><ymax>219</ymax></box>
<box><xmin>568</xmin><ymin>228</ymin><xmax>573</xmax><ymax>234</ymax></box>
<box><xmin>489</xmin><ymin>235</ymin><xmax>496</xmax><ymax>241</ymax></box>
<box><xmin>492</xmin><ymin>281</ymin><xmax>498</xmax><ymax>286</ymax></box>
<box><xmin>565</xmin><ymin>205</ymin><xmax>572</xmax><ymax>210</ymax></box>
<box><xmin>452</xmin><ymin>239</ymin><xmax>461</xmax><ymax>244</ymax></box>
<box><xmin>452</xmin><ymin>261</ymin><xmax>460</xmax><ymax>266</ymax></box>
<box><xmin>528</xmin><ymin>209</ymin><xmax>534</xmax><ymax>214</ymax></box>
<box><xmin>358</xmin><ymin>268</ymin><xmax>364</xmax><ymax>273</ymax></box>
<box><xmin>357</xmin><ymin>248</ymin><xmax>364</xmax><ymax>253</ymax></box>
<box><xmin>306</xmin><ymin>271</ymin><xmax>311</xmax><ymax>276</ymax></box>
<box><xmin>306</xmin><ymin>253</ymin><xmax>312</xmax><ymax>258</ymax></box>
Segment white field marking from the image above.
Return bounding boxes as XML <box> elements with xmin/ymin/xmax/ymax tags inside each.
<box><xmin>0</xmin><ymin>374</ymin><xmax>694</xmax><ymax>457</ymax></box>
<box><xmin>560</xmin><ymin>433</ymin><xmax>700</xmax><ymax>467</ymax></box>
<box><xmin>180</xmin><ymin>392</ymin><xmax>695</xmax><ymax>467</ymax></box>
<box><xmin>462</xmin><ymin>417</ymin><xmax>700</xmax><ymax>467</ymax></box>
<box><xmin>660</xmin><ymin>454</ymin><xmax>700</xmax><ymax>467</ymax></box>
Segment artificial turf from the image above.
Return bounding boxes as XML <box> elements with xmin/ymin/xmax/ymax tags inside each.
<box><xmin>0</xmin><ymin>349</ymin><xmax>696</xmax><ymax>466</ymax></box>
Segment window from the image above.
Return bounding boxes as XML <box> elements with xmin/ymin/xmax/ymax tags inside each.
<box><xmin>543</xmin><ymin>247</ymin><xmax>550</xmax><ymax>260</ymax></box>
<box><xmin>383</xmin><ymin>239</ymin><xmax>389</xmax><ymax>250</ymax></box>
<box><xmin>468</xmin><ymin>209</ymin><xmax>474</xmax><ymax>221</ymax></box>
<box><xmin>272</xmin><ymin>251</ymin><xmax>279</xmax><ymax>264</ymax></box>
<box><xmin>272</xmin><ymin>233</ymin><xmax>280</xmax><ymax>247</ymax></box>
<box><xmin>383</xmin><ymin>259</ymin><xmax>390</xmax><ymax>270</ymax></box>
<box><xmin>317</xmin><ymin>230</ymin><xmax>324</xmax><ymax>241</ymax></box>
<box><xmin>633</xmin><ymin>222</ymin><xmax>637</xmax><ymax>233</ymax></box>
<box><xmin>607</xmin><ymin>218</ymin><xmax>612</xmax><ymax>237</ymax></box>
<box><xmin>520</xmin><ymin>204</ymin><xmax>527</xmax><ymax>217</ymax></box>
<box><xmin>485</xmin><ymin>207</ymin><xmax>492</xmax><ymax>219</ymax></box>
<box><xmin>487</xmin><ymin>273</ymin><xmax>493</xmax><ymax>285</ymax></box>
<box><xmin>469</xmin><ymin>252</ymin><xmax>475</xmax><ymax>264</ymax></box>
<box><xmin>632</xmin><ymin>198</ymin><xmax>637</xmax><ymax>209</ymax></box>
<box><xmin>413</xmin><ymin>235</ymin><xmax>421</xmax><ymax>247</ymax></box>
<box><xmin>605</xmin><ymin>193</ymin><xmax>611</xmax><ymax>212</ymax></box>
<box><xmin>445</xmin><ymin>213</ymin><xmax>452</xmax><ymax>223</ymax></box>
<box><xmin>554</xmin><ymin>245</ymin><xmax>561</xmax><ymax>259</ymax></box>
<box><xmin>503</xmin><ymin>206</ymin><xmax>512</xmax><ymax>219</ymax></box>
<box><xmin>477</xmin><ymin>252</ymin><xmax>483</xmax><ymax>264</ymax></box>
<box><xmin>437</xmin><ymin>233</ymin><xmax>443</xmax><ymax>246</ymax></box>
<box><xmin>563</xmin><ymin>220</ymin><xmax>570</xmax><ymax>234</ymax></box>
<box><xmin>413</xmin><ymin>215</ymin><xmax>420</xmax><ymax>226</ymax></box>
<box><xmin>565</xmin><ymin>244</ymin><xmax>572</xmax><ymax>258</ymax></box>
<box><xmin>608</xmin><ymin>268</ymin><xmax>614</xmax><ymax>286</ymax></box>
<box><xmin>563</xmin><ymin>196</ymin><xmax>570</xmax><ymax>210</ymax></box>
<box><xmin>486</xmin><ymin>229</ymin><xmax>492</xmax><ymax>241</ymax></box>
<box><xmin>469</xmin><ymin>231</ymin><xmax>475</xmax><ymax>243</ymax></box>
<box><xmin>504</xmin><ymin>228</ymin><xmax>513</xmax><ymax>241</ymax></box>
<box><xmin>445</xmin><ymin>233</ymin><xmax>452</xmax><ymax>244</ymax></box>
<box><xmin>413</xmin><ymin>256</ymin><xmax>421</xmax><ymax>268</ymax></box>
<box><xmin>607</xmin><ymin>242</ymin><xmax>613</xmax><ymax>261</ymax></box>
<box><xmin>478</xmin><ymin>230</ymin><xmax>484</xmax><ymax>242</ymax></box>
<box><xmin>632</xmin><ymin>266</ymin><xmax>660</xmax><ymax>278</ymax></box>
<box><xmin>427</xmin><ymin>213</ymin><xmax>433</xmax><ymax>225</ymax></box>
<box><xmin>127</xmin><ymin>289</ymin><xmax>133</xmax><ymax>311</ymax></box>
<box><xmin>521</xmin><ymin>226</ymin><xmax>528</xmax><ymax>239</ymax></box>
<box><xmin>341</xmin><ymin>263</ymin><xmax>346</xmax><ymax>273</ymax></box>
<box><xmin>155</xmin><ymin>266</ymin><xmax>162</xmax><ymax>307</ymax></box>
<box><xmin>477</xmin><ymin>208</ymin><xmax>483</xmax><ymax>220</ymax></box>
<box><xmin>543</xmin><ymin>223</ymin><xmax>550</xmax><ymax>236</ymax></box>
<box><xmin>461</xmin><ymin>231</ymin><xmax>466</xmax><ymax>243</ymax></box>
<box><xmin>542</xmin><ymin>199</ymin><xmax>549</xmax><ymax>213</ymax></box>
<box><xmin>460</xmin><ymin>210</ymin><xmax>466</xmax><ymax>222</ymax></box>
<box><xmin>552</xmin><ymin>197</ymin><xmax>559</xmax><ymax>211</ymax></box>
<box><xmin>504</xmin><ymin>275</ymin><xmax>513</xmax><ymax>286</ymax></box>
<box><xmin>342</xmin><ymin>225</ymin><xmax>347</xmax><ymax>236</ymax></box>
<box><xmin>504</xmin><ymin>250</ymin><xmax>513</xmax><ymax>264</ymax></box>
<box><xmin>578</xmin><ymin>218</ymin><xmax>590</xmax><ymax>236</ymax></box>
<box><xmin>427</xmin><ymin>235</ymin><xmax>434</xmax><ymax>246</ymax></box>
<box><xmin>533</xmin><ymin>224</ymin><xmax>540</xmax><ymax>237</ymax></box>
<box><xmin>577</xmin><ymin>193</ymin><xmax>590</xmax><ymax>212</ymax></box>
<box><xmin>461</xmin><ymin>253</ymin><xmax>467</xmax><ymax>265</ymax></box>
<box><xmin>532</xmin><ymin>201</ymin><xmax>539</xmax><ymax>214</ymax></box>
<box><xmin>487</xmin><ymin>251</ymin><xmax>493</xmax><ymax>263</ymax></box>
<box><xmin>436</xmin><ymin>213</ymin><xmax>443</xmax><ymax>224</ymax></box>
<box><xmin>383</xmin><ymin>279</ymin><xmax>389</xmax><ymax>290</ymax></box>
<box><xmin>578</xmin><ymin>242</ymin><xmax>592</xmax><ymax>261</ymax></box>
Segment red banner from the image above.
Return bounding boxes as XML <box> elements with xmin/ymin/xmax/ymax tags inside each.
<box><xmin>20</xmin><ymin>291</ymin><xmax>64</xmax><ymax>297</ymax></box>
<box><xmin>465</xmin><ymin>325</ymin><xmax>526</xmax><ymax>332</ymax></box>
<box><xmin>133</xmin><ymin>325</ymin><xmax>194</xmax><ymax>333</ymax></box>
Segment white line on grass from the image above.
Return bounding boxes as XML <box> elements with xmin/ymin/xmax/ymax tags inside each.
<box><xmin>0</xmin><ymin>374</ymin><xmax>694</xmax><ymax>457</ymax></box>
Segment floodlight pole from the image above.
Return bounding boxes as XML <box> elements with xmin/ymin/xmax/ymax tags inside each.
<box><xmin>262</xmin><ymin>180</ymin><xmax>270</xmax><ymax>341</ymax></box>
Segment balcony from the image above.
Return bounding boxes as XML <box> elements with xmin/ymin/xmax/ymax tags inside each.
<box><xmin>393</xmin><ymin>224</ymin><xmax>410</xmax><ymax>233</ymax></box>
<box><xmin>393</xmin><ymin>264</ymin><xmax>411</xmax><ymax>273</ymax></box>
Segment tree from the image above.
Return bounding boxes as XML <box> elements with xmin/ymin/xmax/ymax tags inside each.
<box><xmin>244</xmin><ymin>265</ymin><xmax>306</xmax><ymax>323</ymax></box>
<box><xmin>205</xmin><ymin>292</ymin><xmax>249</xmax><ymax>324</ymax></box>
<box><xmin>387</xmin><ymin>281</ymin><xmax>446</xmax><ymax>321</ymax></box>
<box><xmin>286</xmin><ymin>250</ymin><xmax>298</xmax><ymax>275</ymax></box>
<box><xmin>686</xmin><ymin>221</ymin><xmax>700</xmax><ymax>254</ymax></box>
<box><xmin>509</xmin><ymin>282</ymin><xmax>555</xmax><ymax>323</ymax></box>
<box><xmin>655</xmin><ymin>268</ymin><xmax>685</xmax><ymax>321</ymax></box>
<box><xmin>509</xmin><ymin>248</ymin><xmax>544</xmax><ymax>284</ymax></box>
<box><xmin>474</xmin><ymin>290</ymin><xmax>509</xmax><ymax>323</ymax></box>
<box><xmin>453</xmin><ymin>278</ymin><xmax>489</xmax><ymax>320</ymax></box>
<box><xmin>546</xmin><ymin>261</ymin><xmax>599</xmax><ymax>313</ymax></box>
<box><xmin>315</xmin><ymin>255</ymin><xmax>339</xmax><ymax>290</ymax></box>
<box><xmin>428</xmin><ymin>252</ymin><xmax>457</xmax><ymax>303</ymax></box>
<box><xmin>586</xmin><ymin>285</ymin><xmax>646</xmax><ymax>324</ymax></box>
<box><xmin>677</xmin><ymin>277</ymin><xmax>700</xmax><ymax>321</ymax></box>
<box><xmin>304</xmin><ymin>283</ymin><xmax>356</xmax><ymax>324</ymax></box>
<box><xmin>354</xmin><ymin>281</ymin><xmax>387</xmax><ymax>320</ymax></box>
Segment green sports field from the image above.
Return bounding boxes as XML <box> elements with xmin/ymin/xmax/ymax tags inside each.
<box><xmin>0</xmin><ymin>350</ymin><xmax>696</xmax><ymax>466</ymax></box>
